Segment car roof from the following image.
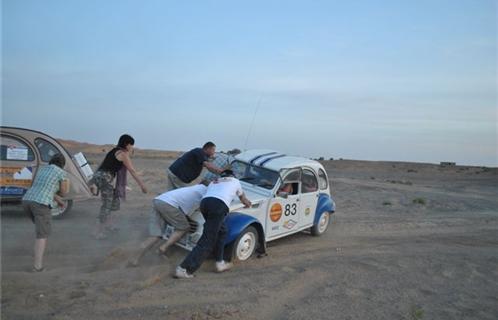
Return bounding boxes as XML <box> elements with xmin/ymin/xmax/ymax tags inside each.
<box><xmin>235</xmin><ymin>149</ymin><xmax>324</xmax><ymax>172</ymax></box>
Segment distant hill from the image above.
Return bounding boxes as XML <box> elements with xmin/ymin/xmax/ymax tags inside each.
<box><xmin>58</xmin><ymin>138</ymin><xmax>181</xmax><ymax>159</ymax></box>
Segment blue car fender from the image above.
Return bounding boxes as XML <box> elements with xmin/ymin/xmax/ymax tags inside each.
<box><xmin>224</xmin><ymin>212</ymin><xmax>266</xmax><ymax>254</ymax></box>
<box><xmin>314</xmin><ymin>193</ymin><xmax>336</xmax><ymax>225</ymax></box>
<box><xmin>225</xmin><ymin>212</ymin><xmax>266</xmax><ymax>258</ymax></box>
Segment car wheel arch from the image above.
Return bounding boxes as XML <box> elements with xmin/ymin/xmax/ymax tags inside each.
<box><xmin>224</xmin><ymin>213</ymin><xmax>266</xmax><ymax>261</ymax></box>
<box><xmin>314</xmin><ymin>193</ymin><xmax>335</xmax><ymax>225</ymax></box>
<box><xmin>249</xmin><ymin>221</ymin><xmax>265</xmax><ymax>254</ymax></box>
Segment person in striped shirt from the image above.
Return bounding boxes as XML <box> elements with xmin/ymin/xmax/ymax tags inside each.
<box><xmin>201</xmin><ymin>149</ymin><xmax>241</xmax><ymax>184</ymax></box>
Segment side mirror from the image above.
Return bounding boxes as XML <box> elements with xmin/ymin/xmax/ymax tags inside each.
<box><xmin>277</xmin><ymin>191</ymin><xmax>289</xmax><ymax>199</ymax></box>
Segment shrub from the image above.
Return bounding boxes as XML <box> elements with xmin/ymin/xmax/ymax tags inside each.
<box><xmin>412</xmin><ymin>198</ymin><xmax>426</xmax><ymax>205</ymax></box>
<box><xmin>410</xmin><ymin>306</ymin><xmax>425</xmax><ymax>320</ymax></box>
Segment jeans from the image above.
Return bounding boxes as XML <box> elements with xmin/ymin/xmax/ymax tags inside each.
<box><xmin>180</xmin><ymin>197</ymin><xmax>228</xmax><ymax>274</ymax></box>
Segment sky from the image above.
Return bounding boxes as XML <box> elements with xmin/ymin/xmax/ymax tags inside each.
<box><xmin>1</xmin><ymin>0</ymin><xmax>497</xmax><ymax>166</ymax></box>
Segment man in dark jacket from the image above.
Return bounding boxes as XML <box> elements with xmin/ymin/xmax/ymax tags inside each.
<box><xmin>167</xmin><ymin>142</ymin><xmax>224</xmax><ymax>189</ymax></box>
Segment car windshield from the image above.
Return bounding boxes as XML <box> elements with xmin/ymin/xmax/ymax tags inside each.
<box><xmin>231</xmin><ymin>160</ymin><xmax>280</xmax><ymax>190</ymax></box>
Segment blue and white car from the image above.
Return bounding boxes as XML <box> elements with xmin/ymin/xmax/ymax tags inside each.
<box><xmin>166</xmin><ymin>150</ymin><xmax>336</xmax><ymax>262</ymax></box>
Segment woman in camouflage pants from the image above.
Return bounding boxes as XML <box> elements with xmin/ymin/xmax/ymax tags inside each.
<box><xmin>91</xmin><ymin>171</ymin><xmax>121</xmax><ymax>222</ymax></box>
<box><xmin>90</xmin><ymin>134</ymin><xmax>148</xmax><ymax>239</ymax></box>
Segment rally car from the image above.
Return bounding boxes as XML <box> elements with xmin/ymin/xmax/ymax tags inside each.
<box><xmin>165</xmin><ymin>150</ymin><xmax>336</xmax><ymax>262</ymax></box>
<box><xmin>0</xmin><ymin>126</ymin><xmax>93</xmax><ymax>218</ymax></box>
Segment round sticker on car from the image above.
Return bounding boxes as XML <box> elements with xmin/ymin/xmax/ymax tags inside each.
<box><xmin>270</xmin><ymin>203</ymin><xmax>283</xmax><ymax>222</ymax></box>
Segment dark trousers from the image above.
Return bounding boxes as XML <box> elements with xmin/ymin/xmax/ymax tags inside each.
<box><xmin>180</xmin><ymin>197</ymin><xmax>228</xmax><ymax>274</ymax></box>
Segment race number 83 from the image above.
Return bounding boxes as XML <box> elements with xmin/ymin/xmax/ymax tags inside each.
<box><xmin>284</xmin><ymin>203</ymin><xmax>297</xmax><ymax>216</ymax></box>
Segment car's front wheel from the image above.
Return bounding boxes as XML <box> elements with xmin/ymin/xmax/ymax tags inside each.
<box><xmin>226</xmin><ymin>226</ymin><xmax>259</xmax><ymax>262</ymax></box>
<box><xmin>51</xmin><ymin>199</ymin><xmax>73</xmax><ymax>219</ymax></box>
<box><xmin>311</xmin><ymin>211</ymin><xmax>331</xmax><ymax>236</ymax></box>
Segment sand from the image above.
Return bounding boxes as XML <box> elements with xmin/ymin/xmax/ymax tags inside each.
<box><xmin>2</xmin><ymin>148</ymin><xmax>498</xmax><ymax>319</ymax></box>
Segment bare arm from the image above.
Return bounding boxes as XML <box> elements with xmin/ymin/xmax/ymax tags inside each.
<box><xmin>204</xmin><ymin>161</ymin><xmax>224</xmax><ymax>174</ymax></box>
<box><xmin>54</xmin><ymin>194</ymin><xmax>65</xmax><ymax>207</ymax></box>
<box><xmin>117</xmin><ymin>151</ymin><xmax>148</xmax><ymax>193</ymax></box>
<box><xmin>239</xmin><ymin>193</ymin><xmax>252</xmax><ymax>208</ymax></box>
<box><xmin>54</xmin><ymin>179</ymin><xmax>69</xmax><ymax>207</ymax></box>
<box><xmin>59</xmin><ymin>179</ymin><xmax>70</xmax><ymax>196</ymax></box>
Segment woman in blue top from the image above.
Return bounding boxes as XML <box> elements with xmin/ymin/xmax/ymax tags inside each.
<box><xmin>22</xmin><ymin>154</ymin><xmax>69</xmax><ymax>272</ymax></box>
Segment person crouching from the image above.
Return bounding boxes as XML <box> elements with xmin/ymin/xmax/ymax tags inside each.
<box><xmin>128</xmin><ymin>184</ymin><xmax>207</xmax><ymax>266</ymax></box>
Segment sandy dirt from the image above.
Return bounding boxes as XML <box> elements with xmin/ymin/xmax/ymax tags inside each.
<box><xmin>2</xmin><ymin>151</ymin><xmax>498</xmax><ymax>319</ymax></box>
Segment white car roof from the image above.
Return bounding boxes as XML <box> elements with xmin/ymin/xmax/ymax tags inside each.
<box><xmin>234</xmin><ymin>149</ymin><xmax>324</xmax><ymax>172</ymax></box>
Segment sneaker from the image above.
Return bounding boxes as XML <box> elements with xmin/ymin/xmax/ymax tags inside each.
<box><xmin>215</xmin><ymin>261</ymin><xmax>233</xmax><ymax>273</ymax></box>
<box><xmin>32</xmin><ymin>266</ymin><xmax>45</xmax><ymax>273</ymax></box>
<box><xmin>174</xmin><ymin>266</ymin><xmax>194</xmax><ymax>279</ymax></box>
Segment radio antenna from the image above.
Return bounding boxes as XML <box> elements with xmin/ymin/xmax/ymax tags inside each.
<box><xmin>243</xmin><ymin>96</ymin><xmax>262</xmax><ymax>151</ymax></box>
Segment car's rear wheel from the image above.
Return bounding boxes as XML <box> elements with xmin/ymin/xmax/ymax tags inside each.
<box><xmin>226</xmin><ymin>226</ymin><xmax>258</xmax><ymax>262</ymax></box>
<box><xmin>311</xmin><ymin>211</ymin><xmax>331</xmax><ymax>236</ymax></box>
<box><xmin>51</xmin><ymin>199</ymin><xmax>73</xmax><ymax>219</ymax></box>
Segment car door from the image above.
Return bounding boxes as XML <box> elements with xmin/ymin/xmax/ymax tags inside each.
<box><xmin>0</xmin><ymin>134</ymin><xmax>38</xmax><ymax>200</ymax></box>
<box><xmin>299</xmin><ymin>168</ymin><xmax>320</xmax><ymax>227</ymax></box>
<box><xmin>266</xmin><ymin>169</ymin><xmax>301</xmax><ymax>239</ymax></box>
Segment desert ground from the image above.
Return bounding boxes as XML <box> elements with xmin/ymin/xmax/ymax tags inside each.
<box><xmin>2</xmin><ymin>144</ymin><xmax>498</xmax><ymax>320</ymax></box>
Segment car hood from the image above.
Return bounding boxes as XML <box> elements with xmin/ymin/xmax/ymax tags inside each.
<box><xmin>228</xmin><ymin>189</ymin><xmax>269</xmax><ymax>212</ymax></box>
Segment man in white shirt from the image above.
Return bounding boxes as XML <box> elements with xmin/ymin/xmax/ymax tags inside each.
<box><xmin>129</xmin><ymin>184</ymin><xmax>207</xmax><ymax>267</ymax></box>
<box><xmin>175</xmin><ymin>170</ymin><xmax>251</xmax><ymax>279</ymax></box>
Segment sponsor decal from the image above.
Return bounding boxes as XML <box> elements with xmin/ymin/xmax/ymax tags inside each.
<box><xmin>270</xmin><ymin>203</ymin><xmax>283</xmax><ymax>222</ymax></box>
<box><xmin>305</xmin><ymin>207</ymin><xmax>311</xmax><ymax>216</ymax></box>
<box><xmin>272</xmin><ymin>226</ymin><xmax>279</xmax><ymax>231</ymax></box>
<box><xmin>1</xmin><ymin>167</ymin><xmax>29</xmax><ymax>174</ymax></box>
<box><xmin>14</xmin><ymin>167</ymin><xmax>33</xmax><ymax>180</ymax></box>
<box><xmin>0</xmin><ymin>178</ymin><xmax>32</xmax><ymax>187</ymax></box>
<box><xmin>6</xmin><ymin>146</ymin><xmax>28</xmax><ymax>160</ymax></box>
<box><xmin>0</xmin><ymin>186</ymin><xmax>27</xmax><ymax>196</ymax></box>
<box><xmin>0</xmin><ymin>167</ymin><xmax>33</xmax><ymax>188</ymax></box>
<box><xmin>283</xmin><ymin>219</ymin><xmax>297</xmax><ymax>230</ymax></box>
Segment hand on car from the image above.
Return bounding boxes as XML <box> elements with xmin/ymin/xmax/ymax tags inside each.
<box><xmin>54</xmin><ymin>196</ymin><xmax>65</xmax><ymax>208</ymax></box>
<box><xmin>243</xmin><ymin>200</ymin><xmax>252</xmax><ymax>208</ymax></box>
<box><xmin>90</xmin><ymin>185</ymin><xmax>98</xmax><ymax>196</ymax></box>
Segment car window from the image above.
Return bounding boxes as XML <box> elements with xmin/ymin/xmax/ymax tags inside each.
<box><xmin>35</xmin><ymin>138</ymin><xmax>62</xmax><ymax>162</ymax></box>
<box><xmin>318</xmin><ymin>169</ymin><xmax>328</xmax><ymax>190</ymax></box>
<box><xmin>283</xmin><ymin>170</ymin><xmax>300</xmax><ymax>183</ymax></box>
<box><xmin>278</xmin><ymin>169</ymin><xmax>300</xmax><ymax>195</ymax></box>
<box><xmin>232</xmin><ymin>160</ymin><xmax>280</xmax><ymax>190</ymax></box>
<box><xmin>0</xmin><ymin>135</ymin><xmax>35</xmax><ymax>161</ymax></box>
<box><xmin>301</xmin><ymin>169</ymin><xmax>318</xmax><ymax>193</ymax></box>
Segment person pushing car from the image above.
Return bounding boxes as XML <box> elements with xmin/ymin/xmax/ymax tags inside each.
<box><xmin>128</xmin><ymin>184</ymin><xmax>207</xmax><ymax>267</ymax></box>
<box><xmin>167</xmin><ymin>142</ymin><xmax>225</xmax><ymax>189</ymax></box>
<box><xmin>175</xmin><ymin>169</ymin><xmax>251</xmax><ymax>278</ymax></box>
